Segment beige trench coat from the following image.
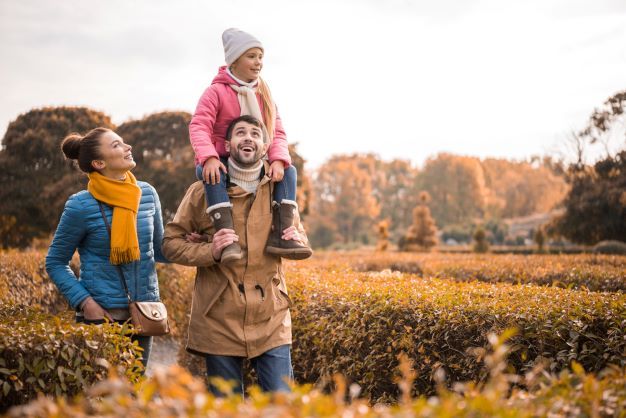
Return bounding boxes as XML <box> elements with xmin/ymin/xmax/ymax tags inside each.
<box><xmin>162</xmin><ymin>164</ymin><xmax>304</xmax><ymax>358</ymax></box>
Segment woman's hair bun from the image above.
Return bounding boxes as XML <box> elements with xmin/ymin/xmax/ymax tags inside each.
<box><xmin>61</xmin><ymin>133</ymin><xmax>83</xmax><ymax>160</ymax></box>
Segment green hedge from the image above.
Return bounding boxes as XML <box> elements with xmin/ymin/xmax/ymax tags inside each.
<box><xmin>0</xmin><ymin>304</ymin><xmax>143</xmax><ymax>412</ymax></box>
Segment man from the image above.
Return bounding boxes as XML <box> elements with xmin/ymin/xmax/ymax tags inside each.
<box><xmin>162</xmin><ymin>115</ymin><xmax>309</xmax><ymax>395</ymax></box>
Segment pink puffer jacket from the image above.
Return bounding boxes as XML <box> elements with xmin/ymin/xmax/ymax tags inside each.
<box><xmin>189</xmin><ymin>66</ymin><xmax>291</xmax><ymax>167</ymax></box>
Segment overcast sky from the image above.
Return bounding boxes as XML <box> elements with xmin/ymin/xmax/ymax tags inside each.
<box><xmin>1</xmin><ymin>0</ymin><xmax>625</xmax><ymax>168</ymax></box>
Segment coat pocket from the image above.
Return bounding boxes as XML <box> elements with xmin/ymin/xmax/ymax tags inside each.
<box><xmin>272</xmin><ymin>276</ymin><xmax>292</xmax><ymax>309</ymax></box>
<box><xmin>193</xmin><ymin>273</ymin><xmax>228</xmax><ymax>317</ymax></box>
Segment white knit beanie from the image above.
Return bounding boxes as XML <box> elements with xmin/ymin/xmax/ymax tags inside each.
<box><xmin>222</xmin><ymin>28</ymin><xmax>264</xmax><ymax>65</ymax></box>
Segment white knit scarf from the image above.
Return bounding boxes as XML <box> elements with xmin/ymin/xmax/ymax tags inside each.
<box><xmin>227</xmin><ymin>67</ymin><xmax>264</xmax><ymax>122</ymax></box>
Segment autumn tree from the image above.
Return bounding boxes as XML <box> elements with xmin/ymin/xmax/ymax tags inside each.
<box><xmin>552</xmin><ymin>91</ymin><xmax>626</xmax><ymax>244</ymax></box>
<box><xmin>376</xmin><ymin>219</ymin><xmax>390</xmax><ymax>251</ymax></box>
<box><xmin>534</xmin><ymin>227</ymin><xmax>545</xmax><ymax>253</ymax></box>
<box><xmin>401</xmin><ymin>191</ymin><xmax>438</xmax><ymax>251</ymax></box>
<box><xmin>552</xmin><ymin>151</ymin><xmax>626</xmax><ymax>244</ymax></box>
<box><xmin>0</xmin><ymin>107</ymin><xmax>114</xmax><ymax>248</ymax></box>
<box><xmin>481</xmin><ymin>158</ymin><xmax>567</xmax><ymax>219</ymax></box>
<box><xmin>473</xmin><ymin>227</ymin><xmax>489</xmax><ymax>253</ymax></box>
<box><xmin>416</xmin><ymin>153</ymin><xmax>487</xmax><ymax>226</ymax></box>
<box><xmin>310</xmin><ymin>155</ymin><xmax>380</xmax><ymax>245</ymax></box>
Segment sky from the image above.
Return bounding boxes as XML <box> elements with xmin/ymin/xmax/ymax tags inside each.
<box><xmin>1</xmin><ymin>0</ymin><xmax>625</xmax><ymax>169</ymax></box>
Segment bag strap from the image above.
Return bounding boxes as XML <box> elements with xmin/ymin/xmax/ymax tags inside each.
<box><xmin>97</xmin><ymin>201</ymin><xmax>133</xmax><ymax>303</ymax></box>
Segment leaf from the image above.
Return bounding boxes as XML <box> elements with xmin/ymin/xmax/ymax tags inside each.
<box><xmin>94</xmin><ymin>357</ymin><xmax>110</xmax><ymax>369</ymax></box>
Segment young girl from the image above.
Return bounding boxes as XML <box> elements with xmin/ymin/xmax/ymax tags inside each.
<box><xmin>189</xmin><ymin>28</ymin><xmax>311</xmax><ymax>262</ymax></box>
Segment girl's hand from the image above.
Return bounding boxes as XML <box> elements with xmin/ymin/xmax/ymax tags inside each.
<box><xmin>82</xmin><ymin>297</ymin><xmax>113</xmax><ymax>321</ymax></box>
<box><xmin>203</xmin><ymin>157</ymin><xmax>227</xmax><ymax>185</ymax></box>
<box><xmin>281</xmin><ymin>225</ymin><xmax>304</xmax><ymax>243</ymax></box>
<box><xmin>185</xmin><ymin>232</ymin><xmax>209</xmax><ymax>243</ymax></box>
<box><xmin>268</xmin><ymin>160</ymin><xmax>285</xmax><ymax>182</ymax></box>
<box><xmin>211</xmin><ymin>228</ymin><xmax>239</xmax><ymax>261</ymax></box>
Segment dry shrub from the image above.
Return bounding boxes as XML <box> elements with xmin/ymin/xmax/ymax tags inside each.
<box><xmin>0</xmin><ymin>304</ymin><xmax>143</xmax><ymax>412</ymax></box>
<box><xmin>0</xmin><ymin>250</ymin><xmax>69</xmax><ymax>313</ymax></box>
<box><xmin>6</xmin><ymin>333</ymin><xmax>625</xmax><ymax>417</ymax></box>
<box><xmin>287</xmin><ymin>264</ymin><xmax>625</xmax><ymax>402</ymax></box>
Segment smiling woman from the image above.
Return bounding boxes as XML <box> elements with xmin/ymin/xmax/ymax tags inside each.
<box><xmin>45</xmin><ymin>127</ymin><xmax>169</xmax><ymax>370</ymax></box>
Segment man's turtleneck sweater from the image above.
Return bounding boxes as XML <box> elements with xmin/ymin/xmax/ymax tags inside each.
<box><xmin>228</xmin><ymin>158</ymin><xmax>262</xmax><ymax>194</ymax></box>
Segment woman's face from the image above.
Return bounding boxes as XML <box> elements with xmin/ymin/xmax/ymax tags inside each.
<box><xmin>93</xmin><ymin>131</ymin><xmax>135</xmax><ymax>179</ymax></box>
<box><xmin>230</xmin><ymin>47</ymin><xmax>263</xmax><ymax>82</ymax></box>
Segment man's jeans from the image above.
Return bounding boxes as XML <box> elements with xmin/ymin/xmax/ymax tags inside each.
<box><xmin>205</xmin><ymin>344</ymin><xmax>293</xmax><ymax>396</ymax></box>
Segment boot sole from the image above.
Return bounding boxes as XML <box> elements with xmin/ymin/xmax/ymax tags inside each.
<box><xmin>265</xmin><ymin>246</ymin><xmax>313</xmax><ymax>260</ymax></box>
<box><xmin>221</xmin><ymin>252</ymin><xmax>244</xmax><ymax>263</ymax></box>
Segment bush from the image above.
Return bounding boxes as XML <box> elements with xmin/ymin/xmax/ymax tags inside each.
<box><xmin>0</xmin><ymin>304</ymin><xmax>144</xmax><ymax>412</ymax></box>
<box><xmin>313</xmin><ymin>251</ymin><xmax>626</xmax><ymax>292</ymax></box>
<box><xmin>593</xmin><ymin>240</ymin><xmax>626</xmax><ymax>255</ymax></box>
<box><xmin>7</xmin><ymin>334</ymin><xmax>625</xmax><ymax>417</ymax></box>
<box><xmin>0</xmin><ymin>250</ymin><xmax>68</xmax><ymax>313</ymax></box>
<box><xmin>288</xmin><ymin>266</ymin><xmax>625</xmax><ymax>402</ymax></box>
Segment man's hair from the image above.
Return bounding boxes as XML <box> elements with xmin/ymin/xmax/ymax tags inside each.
<box><xmin>225</xmin><ymin>115</ymin><xmax>268</xmax><ymax>143</ymax></box>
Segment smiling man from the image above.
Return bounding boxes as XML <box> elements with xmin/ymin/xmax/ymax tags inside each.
<box><xmin>162</xmin><ymin>115</ymin><xmax>308</xmax><ymax>395</ymax></box>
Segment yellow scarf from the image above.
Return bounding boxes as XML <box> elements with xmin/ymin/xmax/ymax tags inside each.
<box><xmin>88</xmin><ymin>171</ymin><xmax>141</xmax><ymax>265</ymax></box>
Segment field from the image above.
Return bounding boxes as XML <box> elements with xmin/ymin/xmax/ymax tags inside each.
<box><xmin>1</xmin><ymin>249</ymin><xmax>625</xmax><ymax>416</ymax></box>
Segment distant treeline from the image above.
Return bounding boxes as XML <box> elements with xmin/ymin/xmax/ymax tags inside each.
<box><xmin>1</xmin><ymin>94</ymin><xmax>624</xmax><ymax>249</ymax></box>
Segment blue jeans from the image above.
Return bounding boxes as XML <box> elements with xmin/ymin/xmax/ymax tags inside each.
<box><xmin>196</xmin><ymin>159</ymin><xmax>297</xmax><ymax>208</ymax></box>
<box><xmin>204</xmin><ymin>344</ymin><xmax>293</xmax><ymax>396</ymax></box>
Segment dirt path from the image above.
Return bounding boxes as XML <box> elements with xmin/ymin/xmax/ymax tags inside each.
<box><xmin>146</xmin><ymin>336</ymin><xmax>180</xmax><ymax>376</ymax></box>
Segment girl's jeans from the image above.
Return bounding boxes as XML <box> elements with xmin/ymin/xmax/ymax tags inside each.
<box><xmin>196</xmin><ymin>158</ymin><xmax>297</xmax><ymax>208</ymax></box>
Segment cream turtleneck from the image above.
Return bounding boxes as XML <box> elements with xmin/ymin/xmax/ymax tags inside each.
<box><xmin>228</xmin><ymin>158</ymin><xmax>263</xmax><ymax>193</ymax></box>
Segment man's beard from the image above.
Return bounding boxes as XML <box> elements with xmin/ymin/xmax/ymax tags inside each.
<box><xmin>230</xmin><ymin>147</ymin><xmax>264</xmax><ymax>168</ymax></box>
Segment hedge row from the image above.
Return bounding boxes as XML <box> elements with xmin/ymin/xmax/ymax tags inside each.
<box><xmin>0</xmin><ymin>250</ymin><xmax>69</xmax><ymax>313</ymax></box>
<box><xmin>286</xmin><ymin>266</ymin><xmax>625</xmax><ymax>402</ymax></box>
<box><xmin>335</xmin><ymin>251</ymin><xmax>626</xmax><ymax>292</ymax></box>
<box><xmin>0</xmin><ymin>304</ymin><xmax>143</xmax><ymax>412</ymax></box>
<box><xmin>7</xmin><ymin>336</ymin><xmax>625</xmax><ymax>417</ymax></box>
<box><xmin>165</xmin><ymin>259</ymin><xmax>625</xmax><ymax>402</ymax></box>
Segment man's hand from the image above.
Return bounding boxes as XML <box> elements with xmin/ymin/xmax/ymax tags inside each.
<box><xmin>282</xmin><ymin>225</ymin><xmax>304</xmax><ymax>243</ymax></box>
<box><xmin>268</xmin><ymin>160</ymin><xmax>285</xmax><ymax>182</ymax></box>
<box><xmin>203</xmin><ymin>157</ymin><xmax>227</xmax><ymax>185</ymax></box>
<box><xmin>82</xmin><ymin>297</ymin><xmax>113</xmax><ymax>321</ymax></box>
<box><xmin>211</xmin><ymin>228</ymin><xmax>239</xmax><ymax>261</ymax></box>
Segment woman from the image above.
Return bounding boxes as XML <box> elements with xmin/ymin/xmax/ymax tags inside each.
<box><xmin>46</xmin><ymin>127</ymin><xmax>167</xmax><ymax>368</ymax></box>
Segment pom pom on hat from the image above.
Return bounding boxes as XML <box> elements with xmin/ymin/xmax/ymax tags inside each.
<box><xmin>222</xmin><ymin>28</ymin><xmax>263</xmax><ymax>65</ymax></box>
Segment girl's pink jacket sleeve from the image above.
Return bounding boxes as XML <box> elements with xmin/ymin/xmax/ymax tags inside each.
<box><xmin>268</xmin><ymin>108</ymin><xmax>291</xmax><ymax>167</ymax></box>
<box><xmin>189</xmin><ymin>86</ymin><xmax>220</xmax><ymax>166</ymax></box>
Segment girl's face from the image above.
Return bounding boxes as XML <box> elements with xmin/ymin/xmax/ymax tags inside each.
<box><xmin>92</xmin><ymin>131</ymin><xmax>135</xmax><ymax>179</ymax></box>
<box><xmin>230</xmin><ymin>47</ymin><xmax>263</xmax><ymax>83</ymax></box>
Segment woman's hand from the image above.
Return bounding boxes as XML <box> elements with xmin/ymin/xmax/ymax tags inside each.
<box><xmin>203</xmin><ymin>157</ymin><xmax>227</xmax><ymax>185</ymax></box>
<box><xmin>211</xmin><ymin>228</ymin><xmax>239</xmax><ymax>261</ymax></box>
<box><xmin>268</xmin><ymin>160</ymin><xmax>285</xmax><ymax>182</ymax></box>
<box><xmin>82</xmin><ymin>297</ymin><xmax>113</xmax><ymax>321</ymax></box>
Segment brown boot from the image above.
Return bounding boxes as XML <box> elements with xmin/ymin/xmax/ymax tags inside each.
<box><xmin>265</xmin><ymin>201</ymin><xmax>313</xmax><ymax>260</ymax></box>
<box><xmin>207</xmin><ymin>205</ymin><xmax>242</xmax><ymax>263</ymax></box>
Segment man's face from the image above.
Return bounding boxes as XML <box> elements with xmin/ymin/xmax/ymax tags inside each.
<box><xmin>226</xmin><ymin>121</ymin><xmax>268</xmax><ymax>167</ymax></box>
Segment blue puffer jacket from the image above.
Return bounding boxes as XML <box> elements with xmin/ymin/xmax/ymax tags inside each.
<box><xmin>46</xmin><ymin>181</ymin><xmax>168</xmax><ymax>310</ymax></box>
